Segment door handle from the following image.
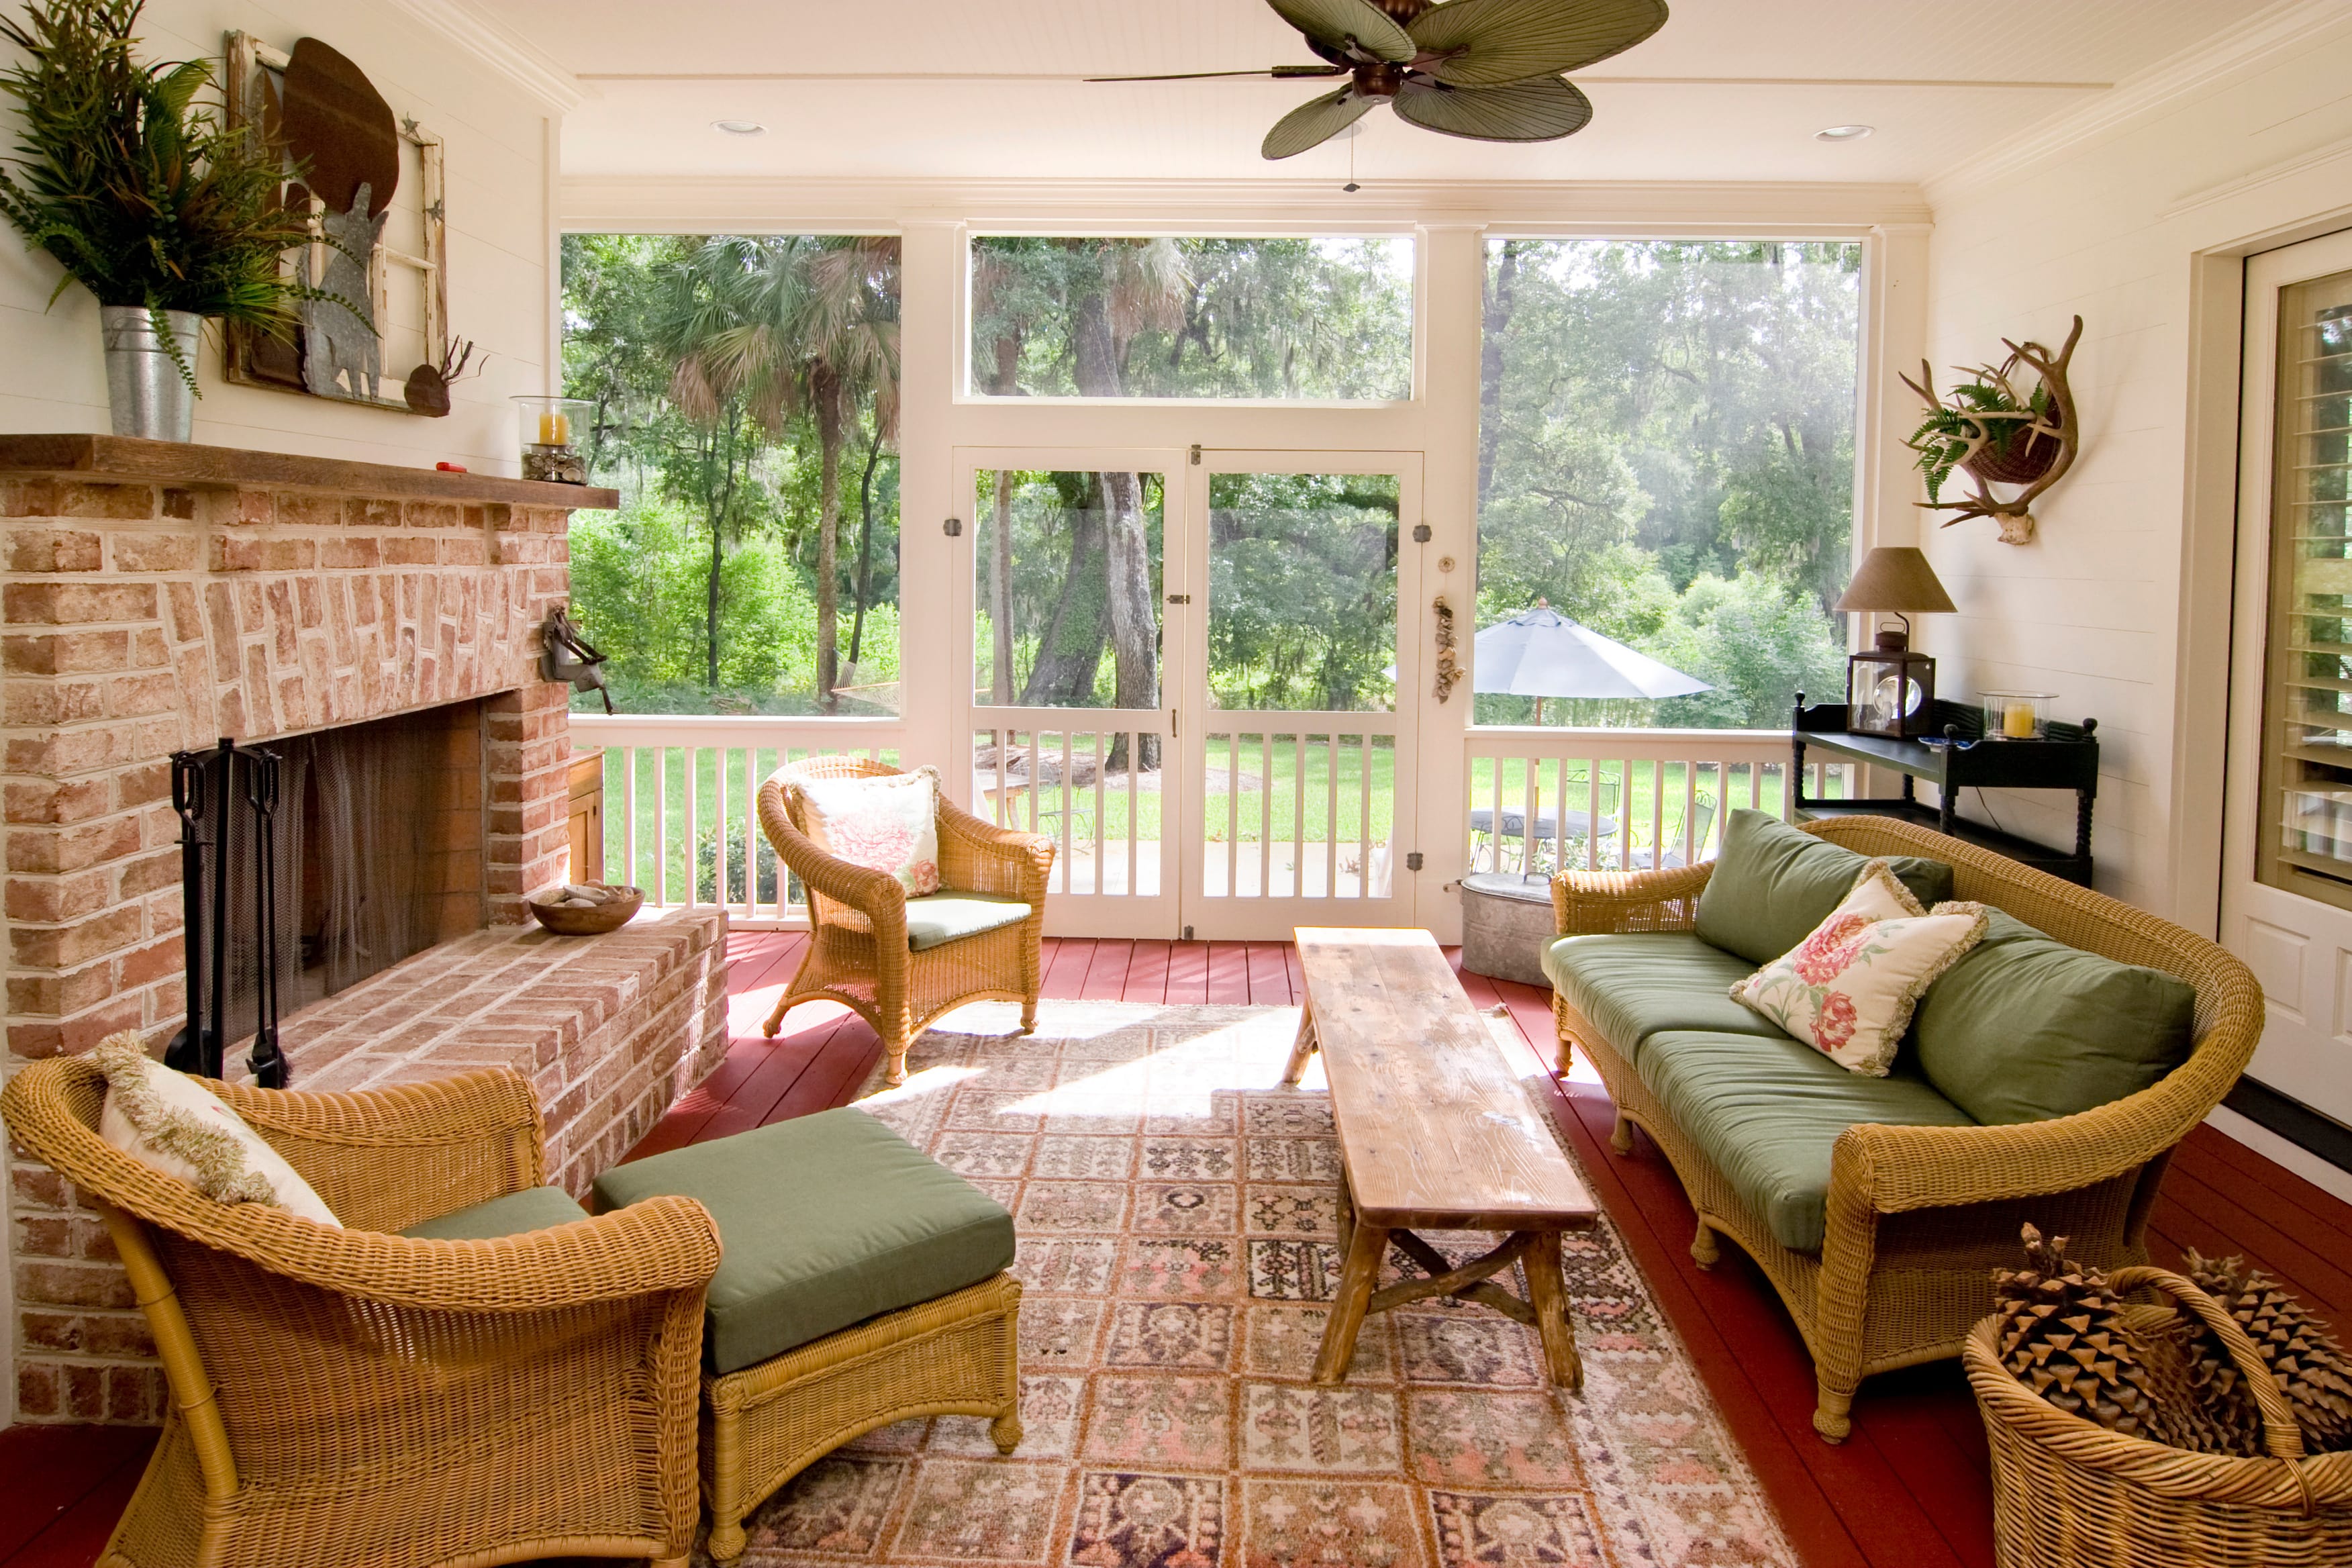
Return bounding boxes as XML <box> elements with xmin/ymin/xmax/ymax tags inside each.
<box><xmin>1166</xmin><ymin>593</ymin><xmax>1191</xmax><ymax>605</ymax></box>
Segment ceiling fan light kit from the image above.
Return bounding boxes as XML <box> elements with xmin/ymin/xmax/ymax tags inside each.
<box><xmin>1094</xmin><ymin>0</ymin><xmax>1669</xmax><ymax>159</ymax></box>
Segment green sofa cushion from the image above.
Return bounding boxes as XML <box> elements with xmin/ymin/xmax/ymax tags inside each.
<box><xmin>1910</xmin><ymin>910</ymin><xmax>2197</xmax><ymax>1125</ymax></box>
<box><xmin>1542</xmin><ymin>933</ymin><xmax>1788</xmax><ymax>1067</ymax></box>
<box><xmin>593</xmin><ymin>1108</ymin><xmax>1015</xmax><ymax>1375</ymax></box>
<box><xmin>1640</xmin><ymin>1030</ymin><xmax>1977</xmax><ymax>1253</ymax></box>
<box><xmin>399</xmin><ymin>1185</ymin><xmax>589</xmax><ymax>1240</ymax></box>
<box><xmin>906</xmin><ymin>891</ymin><xmax>1031</xmax><ymax>951</ymax></box>
<box><xmin>1693</xmin><ymin>810</ymin><xmax>1955</xmax><ymax>965</ymax></box>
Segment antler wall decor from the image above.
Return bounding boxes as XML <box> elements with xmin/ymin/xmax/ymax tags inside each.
<box><xmin>1901</xmin><ymin>314</ymin><xmax>2083</xmax><ymax>546</ymax></box>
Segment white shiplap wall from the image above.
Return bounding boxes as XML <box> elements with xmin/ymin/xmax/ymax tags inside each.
<box><xmin>1916</xmin><ymin>4</ymin><xmax>2352</xmax><ymax>922</ymax></box>
<box><xmin>0</xmin><ymin>0</ymin><xmax>570</xmax><ymax>475</ymax></box>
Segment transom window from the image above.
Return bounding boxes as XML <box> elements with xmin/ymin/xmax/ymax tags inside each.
<box><xmin>967</xmin><ymin>235</ymin><xmax>1414</xmax><ymax>401</ymax></box>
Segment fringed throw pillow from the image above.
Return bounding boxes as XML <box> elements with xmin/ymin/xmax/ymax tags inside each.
<box><xmin>93</xmin><ymin>1032</ymin><xmax>341</xmax><ymax>1225</ymax></box>
<box><xmin>1731</xmin><ymin>862</ymin><xmax>1990</xmax><ymax>1076</ymax></box>
<box><xmin>793</xmin><ymin>767</ymin><xmax>944</xmax><ymax>897</ymax></box>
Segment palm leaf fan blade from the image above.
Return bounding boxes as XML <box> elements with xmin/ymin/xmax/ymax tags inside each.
<box><xmin>1392</xmin><ymin>76</ymin><xmax>1591</xmax><ymax>141</ymax></box>
<box><xmin>1266</xmin><ymin>0</ymin><xmax>1416</xmax><ymax>63</ymax></box>
<box><xmin>1408</xmin><ymin>0</ymin><xmax>1669</xmax><ymax>87</ymax></box>
<box><xmin>1262</xmin><ymin>87</ymin><xmax>1378</xmax><ymax>159</ymax></box>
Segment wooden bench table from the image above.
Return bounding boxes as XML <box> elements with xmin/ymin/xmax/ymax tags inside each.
<box><xmin>1285</xmin><ymin>926</ymin><xmax>1596</xmax><ymax>1388</ymax></box>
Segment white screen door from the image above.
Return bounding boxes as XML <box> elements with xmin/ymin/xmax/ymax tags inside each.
<box><xmin>954</xmin><ymin>449</ymin><xmax>1185</xmax><ymax>938</ymax></box>
<box><xmin>2224</xmin><ymin>230</ymin><xmax>2352</xmax><ymax>1123</ymax></box>
<box><xmin>1179</xmin><ymin>452</ymin><xmax>1422</xmax><ymax>939</ymax></box>
<box><xmin>953</xmin><ymin>448</ymin><xmax>1424</xmax><ymax>940</ymax></box>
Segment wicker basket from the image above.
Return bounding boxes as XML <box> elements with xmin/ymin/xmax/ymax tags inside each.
<box><xmin>1964</xmin><ymin>1265</ymin><xmax>2352</xmax><ymax>1567</ymax></box>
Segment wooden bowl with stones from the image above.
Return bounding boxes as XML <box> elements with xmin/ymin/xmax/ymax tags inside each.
<box><xmin>528</xmin><ymin>883</ymin><xmax>644</xmax><ymax>936</ymax></box>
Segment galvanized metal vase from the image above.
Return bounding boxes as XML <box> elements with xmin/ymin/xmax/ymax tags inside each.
<box><xmin>100</xmin><ymin>306</ymin><xmax>202</xmax><ymax>442</ymax></box>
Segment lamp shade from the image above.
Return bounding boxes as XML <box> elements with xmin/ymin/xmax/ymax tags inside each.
<box><xmin>1834</xmin><ymin>547</ymin><xmax>1957</xmax><ymax>615</ymax></box>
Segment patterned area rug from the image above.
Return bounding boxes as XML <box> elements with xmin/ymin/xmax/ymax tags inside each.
<box><xmin>727</xmin><ymin>1001</ymin><xmax>1792</xmax><ymax>1567</ymax></box>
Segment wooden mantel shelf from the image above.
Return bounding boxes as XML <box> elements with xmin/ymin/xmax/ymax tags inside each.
<box><xmin>0</xmin><ymin>434</ymin><xmax>620</xmax><ymax>511</ymax></box>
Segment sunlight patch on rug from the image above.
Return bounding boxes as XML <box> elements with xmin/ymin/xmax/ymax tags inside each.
<box><xmin>720</xmin><ymin>999</ymin><xmax>1792</xmax><ymax>1567</ymax></box>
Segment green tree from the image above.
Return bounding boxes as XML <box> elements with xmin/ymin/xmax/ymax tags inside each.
<box><xmin>1640</xmin><ymin>573</ymin><xmax>1850</xmax><ymax>730</ymax></box>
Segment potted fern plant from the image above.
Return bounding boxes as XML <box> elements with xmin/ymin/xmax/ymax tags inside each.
<box><xmin>0</xmin><ymin>0</ymin><xmax>330</xmax><ymax>440</ymax></box>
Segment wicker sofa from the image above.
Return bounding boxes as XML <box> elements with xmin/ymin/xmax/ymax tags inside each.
<box><xmin>1547</xmin><ymin>815</ymin><xmax>2263</xmax><ymax>1443</ymax></box>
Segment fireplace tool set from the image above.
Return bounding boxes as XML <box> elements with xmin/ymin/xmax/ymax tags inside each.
<box><xmin>165</xmin><ymin>738</ymin><xmax>287</xmax><ymax>1088</ymax></box>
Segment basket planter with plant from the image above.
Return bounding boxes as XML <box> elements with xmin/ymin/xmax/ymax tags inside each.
<box><xmin>0</xmin><ymin>0</ymin><xmax>352</xmax><ymax>440</ymax></box>
<box><xmin>1901</xmin><ymin>315</ymin><xmax>2084</xmax><ymax>546</ymax></box>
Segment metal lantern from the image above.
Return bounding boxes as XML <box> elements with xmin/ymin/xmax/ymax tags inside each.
<box><xmin>1847</xmin><ymin>630</ymin><xmax>1937</xmax><ymax>738</ymax></box>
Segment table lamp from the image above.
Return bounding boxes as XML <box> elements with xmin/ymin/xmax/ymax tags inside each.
<box><xmin>1834</xmin><ymin>547</ymin><xmax>1957</xmax><ymax>739</ymax></box>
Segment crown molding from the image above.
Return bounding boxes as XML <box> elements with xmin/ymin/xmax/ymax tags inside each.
<box><xmin>379</xmin><ymin>0</ymin><xmax>591</xmax><ymax>113</ymax></box>
<box><xmin>558</xmin><ymin>175</ymin><xmax>1930</xmax><ymax>234</ymax></box>
<box><xmin>2162</xmin><ymin>130</ymin><xmax>2352</xmax><ymax>224</ymax></box>
<box><xmin>1924</xmin><ymin>0</ymin><xmax>2352</xmax><ymax>206</ymax></box>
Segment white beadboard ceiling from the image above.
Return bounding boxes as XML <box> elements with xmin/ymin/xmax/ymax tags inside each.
<box><xmin>483</xmin><ymin>0</ymin><xmax>2263</xmax><ymax>187</ymax></box>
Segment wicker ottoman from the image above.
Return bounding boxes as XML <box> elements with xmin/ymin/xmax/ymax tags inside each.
<box><xmin>595</xmin><ymin>1110</ymin><xmax>1023</xmax><ymax>1565</ymax></box>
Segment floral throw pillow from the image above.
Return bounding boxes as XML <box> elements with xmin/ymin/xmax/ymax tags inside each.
<box><xmin>1730</xmin><ymin>861</ymin><xmax>1990</xmax><ymax>1075</ymax></box>
<box><xmin>794</xmin><ymin>767</ymin><xmax>943</xmax><ymax>897</ymax></box>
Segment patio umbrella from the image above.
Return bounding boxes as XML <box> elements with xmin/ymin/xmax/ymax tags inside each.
<box><xmin>1475</xmin><ymin>601</ymin><xmax>1709</xmax><ymax>722</ymax></box>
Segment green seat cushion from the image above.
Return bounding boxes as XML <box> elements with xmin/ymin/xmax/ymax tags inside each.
<box><xmin>906</xmin><ymin>891</ymin><xmax>1031</xmax><ymax>952</ymax></box>
<box><xmin>1694</xmin><ymin>810</ymin><xmax>1955</xmax><ymax>965</ymax></box>
<box><xmin>1910</xmin><ymin>910</ymin><xmax>2197</xmax><ymax>1125</ymax></box>
<box><xmin>399</xmin><ymin>1185</ymin><xmax>589</xmax><ymax>1240</ymax></box>
<box><xmin>593</xmin><ymin>1108</ymin><xmax>1015</xmax><ymax>1375</ymax></box>
<box><xmin>1542</xmin><ymin>933</ymin><xmax>1790</xmax><ymax>1067</ymax></box>
<box><xmin>1639</xmin><ymin>1030</ymin><xmax>1977</xmax><ymax>1253</ymax></box>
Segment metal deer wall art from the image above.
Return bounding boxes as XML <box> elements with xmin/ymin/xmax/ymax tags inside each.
<box><xmin>222</xmin><ymin>32</ymin><xmax>452</xmax><ymax>415</ymax></box>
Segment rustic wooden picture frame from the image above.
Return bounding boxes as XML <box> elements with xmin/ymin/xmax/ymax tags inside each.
<box><xmin>219</xmin><ymin>31</ymin><xmax>448</xmax><ymax>413</ymax></box>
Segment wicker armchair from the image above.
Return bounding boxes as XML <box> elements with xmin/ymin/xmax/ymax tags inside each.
<box><xmin>759</xmin><ymin>756</ymin><xmax>1055</xmax><ymax>1085</ymax></box>
<box><xmin>0</xmin><ymin>1059</ymin><xmax>720</xmax><ymax>1568</ymax></box>
<box><xmin>1549</xmin><ymin>816</ymin><xmax>2263</xmax><ymax>1444</ymax></box>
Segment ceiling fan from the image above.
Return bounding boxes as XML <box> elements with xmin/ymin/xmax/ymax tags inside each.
<box><xmin>1093</xmin><ymin>0</ymin><xmax>1669</xmax><ymax>159</ymax></box>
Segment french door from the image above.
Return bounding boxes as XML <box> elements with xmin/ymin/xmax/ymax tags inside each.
<box><xmin>952</xmin><ymin>448</ymin><xmax>1422</xmax><ymax>940</ymax></box>
<box><xmin>2222</xmin><ymin>230</ymin><xmax>2352</xmax><ymax>1123</ymax></box>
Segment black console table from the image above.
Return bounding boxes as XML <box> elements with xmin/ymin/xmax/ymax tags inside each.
<box><xmin>1790</xmin><ymin>697</ymin><xmax>2099</xmax><ymax>886</ymax></box>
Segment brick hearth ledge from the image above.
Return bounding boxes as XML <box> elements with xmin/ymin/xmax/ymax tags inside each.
<box><xmin>1</xmin><ymin>436</ymin><xmax>730</xmax><ymax>1424</ymax></box>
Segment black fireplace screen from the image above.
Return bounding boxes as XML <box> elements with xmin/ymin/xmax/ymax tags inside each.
<box><xmin>168</xmin><ymin>710</ymin><xmax>456</xmax><ymax>1084</ymax></box>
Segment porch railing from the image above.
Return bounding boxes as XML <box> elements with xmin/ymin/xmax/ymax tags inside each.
<box><xmin>569</xmin><ymin>713</ymin><xmax>903</xmax><ymax>928</ymax></box>
<box><xmin>1463</xmin><ymin>728</ymin><xmax>1857</xmax><ymax>878</ymax></box>
<box><xmin>570</xmin><ymin>714</ymin><xmax>1861</xmax><ymax>930</ymax></box>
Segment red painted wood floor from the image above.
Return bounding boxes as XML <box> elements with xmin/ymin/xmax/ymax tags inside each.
<box><xmin>6</xmin><ymin>932</ymin><xmax>2349</xmax><ymax>1568</ymax></box>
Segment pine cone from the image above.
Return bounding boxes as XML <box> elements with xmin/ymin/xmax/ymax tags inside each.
<box><xmin>1991</xmin><ymin>1225</ymin><xmax>2168</xmax><ymax>1440</ymax></box>
<box><xmin>2151</xmin><ymin>1251</ymin><xmax>2266</xmax><ymax>1457</ymax></box>
<box><xmin>2190</xmin><ymin>1251</ymin><xmax>2352</xmax><ymax>1453</ymax></box>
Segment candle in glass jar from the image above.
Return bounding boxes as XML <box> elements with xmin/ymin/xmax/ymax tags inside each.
<box><xmin>2003</xmin><ymin>701</ymin><xmax>2037</xmax><ymax>739</ymax></box>
<box><xmin>537</xmin><ymin>411</ymin><xmax>571</xmax><ymax>446</ymax></box>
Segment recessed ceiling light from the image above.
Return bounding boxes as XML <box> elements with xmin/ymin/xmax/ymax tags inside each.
<box><xmin>1816</xmin><ymin>124</ymin><xmax>1874</xmax><ymax>142</ymax></box>
<box><xmin>711</xmin><ymin>120</ymin><xmax>766</xmax><ymax>136</ymax></box>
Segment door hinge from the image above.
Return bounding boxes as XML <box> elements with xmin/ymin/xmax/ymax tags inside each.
<box><xmin>1412</xmin><ymin>524</ymin><xmax>1432</xmax><ymax>544</ymax></box>
<box><xmin>943</xmin><ymin>516</ymin><xmax>963</xmax><ymax>536</ymax></box>
<box><xmin>1405</xmin><ymin>851</ymin><xmax>1424</xmax><ymax>872</ymax></box>
<box><xmin>1165</xmin><ymin>593</ymin><xmax>1191</xmax><ymax>605</ymax></box>
<box><xmin>1189</xmin><ymin>444</ymin><xmax>1202</xmax><ymax>466</ymax></box>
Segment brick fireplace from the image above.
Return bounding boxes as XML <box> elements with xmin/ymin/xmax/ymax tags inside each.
<box><xmin>1</xmin><ymin>436</ymin><xmax>728</xmax><ymax>1424</ymax></box>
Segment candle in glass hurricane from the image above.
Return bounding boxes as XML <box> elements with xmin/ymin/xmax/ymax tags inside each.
<box><xmin>1979</xmin><ymin>691</ymin><xmax>2055</xmax><ymax>740</ymax></box>
<box><xmin>513</xmin><ymin>395</ymin><xmax>591</xmax><ymax>485</ymax></box>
